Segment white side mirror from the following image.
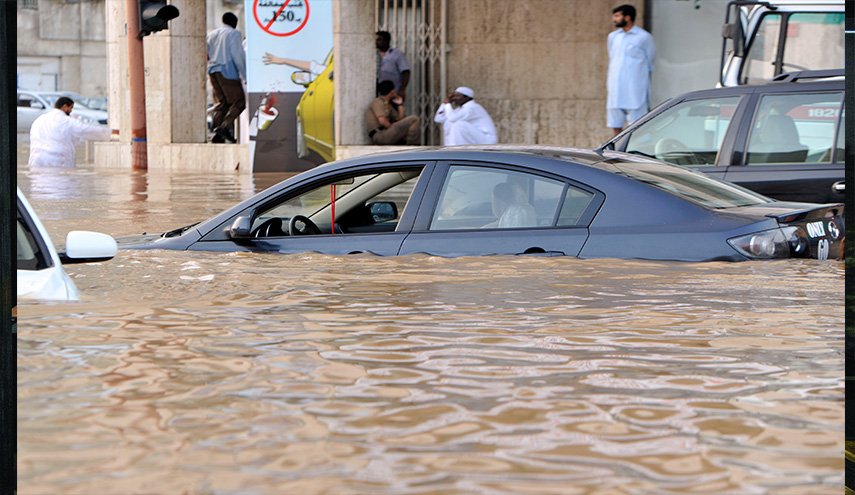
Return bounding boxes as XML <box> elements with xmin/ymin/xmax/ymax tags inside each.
<box><xmin>61</xmin><ymin>230</ymin><xmax>118</xmax><ymax>264</ymax></box>
<box><xmin>291</xmin><ymin>70</ymin><xmax>312</xmax><ymax>87</ymax></box>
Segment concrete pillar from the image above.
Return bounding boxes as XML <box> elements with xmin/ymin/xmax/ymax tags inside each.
<box><xmin>103</xmin><ymin>0</ymin><xmax>206</xmax><ymax>146</ymax></box>
<box><xmin>143</xmin><ymin>0</ymin><xmax>207</xmax><ymax>144</ymax></box>
<box><xmin>104</xmin><ymin>0</ymin><xmax>131</xmax><ymax>161</ymax></box>
<box><xmin>333</xmin><ymin>0</ymin><xmax>375</xmax><ymax>147</ymax></box>
<box><xmin>99</xmin><ymin>0</ymin><xmax>234</xmax><ymax>170</ymax></box>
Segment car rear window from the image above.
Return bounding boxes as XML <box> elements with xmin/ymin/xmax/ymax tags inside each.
<box><xmin>611</xmin><ymin>160</ymin><xmax>772</xmax><ymax>209</ymax></box>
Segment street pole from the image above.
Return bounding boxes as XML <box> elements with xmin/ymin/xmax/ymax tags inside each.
<box><xmin>0</xmin><ymin>2</ymin><xmax>16</xmax><ymax>492</ymax></box>
<box><xmin>126</xmin><ymin>0</ymin><xmax>147</xmax><ymax>170</ymax></box>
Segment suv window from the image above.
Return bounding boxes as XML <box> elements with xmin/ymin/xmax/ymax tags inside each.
<box><xmin>745</xmin><ymin>92</ymin><xmax>843</xmax><ymax>165</ymax></box>
<box><xmin>625</xmin><ymin>96</ymin><xmax>741</xmax><ymax>166</ymax></box>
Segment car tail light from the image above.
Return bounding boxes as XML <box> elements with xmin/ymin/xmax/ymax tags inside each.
<box><xmin>727</xmin><ymin>227</ymin><xmax>803</xmax><ymax>259</ymax></box>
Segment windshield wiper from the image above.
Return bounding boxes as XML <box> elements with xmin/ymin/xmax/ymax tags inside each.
<box><xmin>161</xmin><ymin>222</ymin><xmax>200</xmax><ymax>238</ymax></box>
<box><xmin>626</xmin><ymin>150</ymin><xmax>657</xmax><ymax>160</ymax></box>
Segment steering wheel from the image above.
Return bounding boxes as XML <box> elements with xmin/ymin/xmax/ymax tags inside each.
<box><xmin>288</xmin><ymin>215</ymin><xmax>322</xmax><ymax>236</ymax></box>
<box><xmin>253</xmin><ymin>217</ymin><xmax>286</xmax><ymax>238</ymax></box>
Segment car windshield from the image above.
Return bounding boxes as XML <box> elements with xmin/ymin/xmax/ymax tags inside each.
<box><xmin>611</xmin><ymin>159</ymin><xmax>772</xmax><ymax>209</ymax></box>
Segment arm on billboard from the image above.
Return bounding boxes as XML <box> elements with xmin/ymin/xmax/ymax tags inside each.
<box><xmin>263</xmin><ymin>53</ymin><xmax>312</xmax><ymax>72</ymax></box>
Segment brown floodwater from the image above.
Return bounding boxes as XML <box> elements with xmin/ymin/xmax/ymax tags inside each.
<box><xmin>15</xmin><ymin>158</ymin><xmax>844</xmax><ymax>494</ymax></box>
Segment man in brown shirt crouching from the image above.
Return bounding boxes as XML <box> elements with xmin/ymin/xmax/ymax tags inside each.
<box><xmin>365</xmin><ymin>80</ymin><xmax>421</xmax><ymax>145</ymax></box>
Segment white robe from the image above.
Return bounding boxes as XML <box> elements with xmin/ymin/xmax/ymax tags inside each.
<box><xmin>28</xmin><ymin>109</ymin><xmax>111</xmax><ymax>168</ymax></box>
<box><xmin>434</xmin><ymin>100</ymin><xmax>497</xmax><ymax>146</ymax></box>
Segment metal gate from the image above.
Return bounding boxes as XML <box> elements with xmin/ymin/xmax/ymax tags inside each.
<box><xmin>375</xmin><ymin>0</ymin><xmax>446</xmax><ymax>146</ymax></box>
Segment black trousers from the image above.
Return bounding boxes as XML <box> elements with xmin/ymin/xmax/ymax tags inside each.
<box><xmin>209</xmin><ymin>71</ymin><xmax>245</xmax><ymax>133</ymax></box>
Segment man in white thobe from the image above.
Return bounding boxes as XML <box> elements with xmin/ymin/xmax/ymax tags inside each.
<box><xmin>607</xmin><ymin>4</ymin><xmax>655</xmax><ymax>135</ymax></box>
<box><xmin>433</xmin><ymin>86</ymin><xmax>498</xmax><ymax>146</ymax></box>
<box><xmin>28</xmin><ymin>96</ymin><xmax>111</xmax><ymax>168</ymax></box>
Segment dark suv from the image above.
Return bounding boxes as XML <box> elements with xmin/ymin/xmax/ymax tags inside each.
<box><xmin>602</xmin><ymin>70</ymin><xmax>844</xmax><ymax>204</ymax></box>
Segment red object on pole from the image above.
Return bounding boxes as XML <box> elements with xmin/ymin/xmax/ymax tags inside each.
<box><xmin>126</xmin><ymin>0</ymin><xmax>148</xmax><ymax>170</ymax></box>
<box><xmin>330</xmin><ymin>184</ymin><xmax>336</xmax><ymax>235</ymax></box>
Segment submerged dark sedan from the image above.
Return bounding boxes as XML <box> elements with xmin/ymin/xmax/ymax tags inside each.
<box><xmin>128</xmin><ymin>147</ymin><xmax>844</xmax><ymax>261</ymax></box>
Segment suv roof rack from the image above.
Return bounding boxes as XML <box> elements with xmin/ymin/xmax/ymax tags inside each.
<box><xmin>772</xmin><ymin>69</ymin><xmax>844</xmax><ymax>83</ymax></box>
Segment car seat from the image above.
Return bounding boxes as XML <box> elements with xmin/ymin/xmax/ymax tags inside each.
<box><xmin>747</xmin><ymin>114</ymin><xmax>809</xmax><ymax>164</ymax></box>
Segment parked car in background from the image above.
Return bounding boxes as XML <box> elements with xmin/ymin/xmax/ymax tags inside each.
<box><xmin>720</xmin><ymin>0</ymin><xmax>844</xmax><ymax>86</ymax></box>
<box><xmin>291</xmin><ymin>49</ymin><xmax>335</xmax><ymax>162</ymax></box>
<box><xmin>602</xmin><ymin>70</ymin><xmax>844</xmax><ymax>204</ymax></box>
<box><xmin>17</xmin><ymin>188</ymin><xmax>118</xmax><ymax>301</ymax></box>
<box><xmin>17</xmin><ymin>90</ymin><xmax>109</xmax><ymax>132</ymax></box>
<box><xmin>124</xmin><ymin>146</ymin><xmax>844</xmax><ymax>262</ymax></box>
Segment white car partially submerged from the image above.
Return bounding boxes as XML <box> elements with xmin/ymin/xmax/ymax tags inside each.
<box><xmin>17</xmin><ymin>188</ymin><xmax>117</xmax><ymax>301</ymax></box>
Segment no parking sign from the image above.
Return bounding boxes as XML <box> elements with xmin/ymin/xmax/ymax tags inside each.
<box><xmin>245</xmin><ymin>0</ymin><xmax>332</xmax><ymax>171</ymax></box>
<box><xmin>252</xmin><ymin>0</ymin><xmax>310</xmax><ymax>37</ymax></box>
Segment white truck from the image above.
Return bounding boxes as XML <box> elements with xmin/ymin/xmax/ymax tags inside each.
<box><xmin>720</xmin><ymin>0</ymin><xmax>844</xmax><ymax>86</ymax></box>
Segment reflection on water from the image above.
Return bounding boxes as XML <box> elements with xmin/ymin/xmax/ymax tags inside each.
<box><xmin>16</xmin><ymin>164</ymin><xmax>843</xmax><ymax>494</ymax></box>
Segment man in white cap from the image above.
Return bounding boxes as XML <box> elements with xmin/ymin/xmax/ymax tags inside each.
<box><xmin>433</xmin><ymin>86</ymin><xmax>497</xmax><ymax>146</ymax></box>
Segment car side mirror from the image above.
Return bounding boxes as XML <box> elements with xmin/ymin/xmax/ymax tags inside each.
<box><xmin>228</xmin><ymin>215</ymin><xmax>253</xmax><ymax>239</ymax></box>
<box><xmin>291</xmin><ymin>70</ymin><xmax>312</xmax><ymax>87</ymax></box>
<box><xmin>59</xmin><ymin>230</ymin><xmax>117</xmax><ymax>264</ymax></box>
<box><xmin>721</xmin><ymin>21</ymin><xmax>745</xmax><ymax>58</ymax></box>
<box><xmin>368</xmin><ymin>201</ymin><xmax>398</xmax><ymax>223</ymax></box>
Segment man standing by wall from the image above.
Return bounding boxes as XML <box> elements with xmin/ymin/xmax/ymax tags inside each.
<box><xmin>433</xmin><ymin>86</ymin><xmax>498</xmax><ymax>146</ymax></box>
<box><xmin>207</xmin><ymin>12</ymin><xmax>246</xmax><ymax>144</ymax></box>
<box><xmin>606</xmin><ymin>4</ymin><xmax>655</xmax><ymax>136</ymax></box>
<box><xmin>376</xmin><ymin>31</ymin><xmax>412</xmax><ymax>101</ymax></box>
<box><xmin>28</xmin><ymin>96</ymin><xmax>111</xmax><ymax>168</ymax></box>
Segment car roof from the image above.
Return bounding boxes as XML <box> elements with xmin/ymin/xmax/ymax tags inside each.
<box><xmin>662</xmin><ymin>73</ymin><xmax>844</xmax><ymax>102</ymax></box>
<box><xmin>329</xmin><ymin>145</ymin><xmax>611</xmax><ymax>168</ymax></box>
<box><xmin>308</xmin><ymin>146</ymin><xmax>692</xmax><ymax>188</ymax></box>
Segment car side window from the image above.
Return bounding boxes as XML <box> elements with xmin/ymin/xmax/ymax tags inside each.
<box><xmin>429</xmin><ymin>166</ymin><xmax>570</xmax><ymax>230</ymax></box>
<box><xmin>252</xmin><ymin>168</ymin><xmax>423</xmax><ymax>237</ymax></box>
<box><xmin>557</xmin><ymin>187</ymin><xmax>595</xmax><ymax>226</ymax></box>
<box><xmin>625</xmin><ymin>96</ymin><xmax>741</xmax><ymax>167</ymax></box>
<box><xmin>745</xmin><ymin>92</ymin><xmax>843</xmax><ymax>166</ymax></box>
<box><xmin>17</xmin><ymin>208</ymin><xmax>49</xmax><ymax>271</ymax></box>
<box><xmin>18</xmin><ymin>94</ymin><xmax>43</xmax><ymax>109</ymax></box>
<box><xmin>742</xmin><ymin>14</ymin><xmax>783</xmax><ymax>85</ymax></box>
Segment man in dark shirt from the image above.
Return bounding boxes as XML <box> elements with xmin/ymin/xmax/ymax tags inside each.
<box><xmin>376</xmin><ymin>31</ymin><xmax>411</xmax><ymax>101</ymax></box>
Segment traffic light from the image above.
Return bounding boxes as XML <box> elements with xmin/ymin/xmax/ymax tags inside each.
<box><xmin>139</xmin><ymin>0</ymin><xmax>179</xmax><ymax>37</ymax></box>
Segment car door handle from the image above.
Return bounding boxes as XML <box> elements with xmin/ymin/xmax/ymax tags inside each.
<box><xmin>308</xmin><ymin>91</ymin><xmax>314</xmax><ymax>96</ymax></box>
<box><xmin>518</xmin><ymin>248</ymin><xmax>565</xmax><ymax>257</ymax></box>
<box><xmin>832</xmin><ymin>181</ymin><xmax>845</xmax><ymax>193</ymax></box>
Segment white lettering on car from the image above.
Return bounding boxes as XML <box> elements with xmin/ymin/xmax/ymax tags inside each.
<box><xmin>817</xmin><ymin>239</ymin><xmax>830</xmax><ymax>260</ymax></box>
<box><xmin>806</xmin><ymin>221</ymin><xmax>826</xmax><ymax>238</ymax></box>
<box><xmin>827</xmin><ymin>220</ymin><xmax>840</xmax><ymax>240</ymax></box>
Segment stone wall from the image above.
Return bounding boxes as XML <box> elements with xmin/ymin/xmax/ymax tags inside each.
<box><xmin>445</xmin><ymin>0</ymin><xmax>644</xmax><ymax>148</ymax></box>
<box><xmin>17</xmin><ymin>0</ymin><xmax>108</xmax><ymax>96</ymax></box>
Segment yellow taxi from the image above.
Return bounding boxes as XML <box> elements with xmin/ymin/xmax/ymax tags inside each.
<box><xmin>291</xmin><ymin>49</ymin><xmax>334</xmax><ymax>162</ymax></box>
